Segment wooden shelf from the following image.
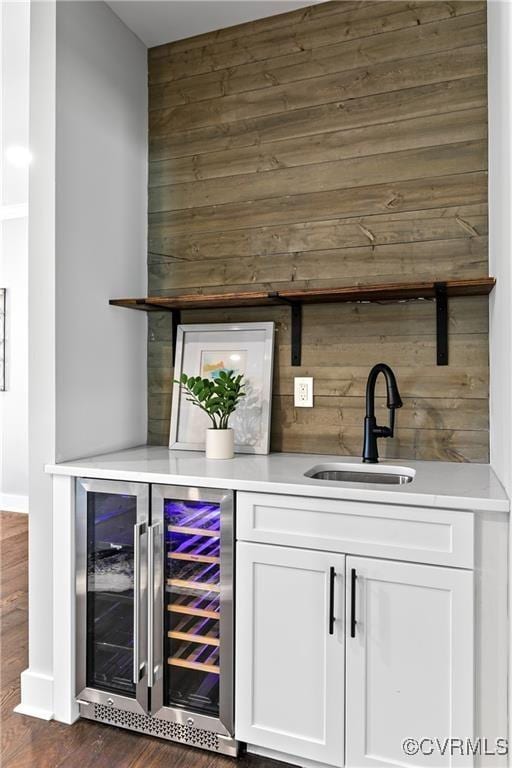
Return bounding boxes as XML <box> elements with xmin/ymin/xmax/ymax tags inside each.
<box><xmin>110</xmin><ymin>277</ymin><xmax>494</xmax><ymax>311</ymax></box>
<box><xmin>168</xmin><ymin>615</ymin><xmax>219</xmax><ymax>647</ymax></box>
<box><xmin>168</xmin><ymin>603</ymin><xmax>220</xmax><ymax>620</ymax></box>
<box><xmin>168</xmin><ymin>641</ymin><xmax>220</xmax><ymax>674</ymax></box>
<box><xmin>168</xmin><ymin>524</ymin><xmax>220</xmax><ymax>538</ymax></box>
<box><xmin>168</xmin><ymin>630</ymin><xmax>220</xmax><ymax>647</ymax></box>
<box><xmin>110</xmin><ymin>277</ymin><xmax>496</xmax><ymax>367</ymax></box>
<box><xmin>168</xmin><ymin>656</ymin><xmax>220</xmax><ymax>675</ymax></box>
<box><xmin>169</xmin><ymin>552</ymin><xmax>220</xmax><ymax>565</ymax></box>
<box><xmin>168</xmin><ymin>578</ymin><xmax>220</xmax><ymax>593</ymax></box>
<box><xmin>168</xmin><ymin>592</ymin><xmax>220</xmax><ymax>620</ymax></box>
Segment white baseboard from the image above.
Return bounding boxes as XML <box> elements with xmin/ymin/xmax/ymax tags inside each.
<box><xmin>16</xmin><ymin>668</ymin><xmax>54</xmax><ymax>720</ymax></box>
<box><xmin>0</xmin><ymin>493</ymin><xmax>29</xmax><ymax>513</ymax></box>
<box><xmin>14</xmin><ymin>702</ymin><xmax>53</xmax><ymax>720</ymax></box>
<box><xmin>247</xmin><ymin>744</ymin><xmax>338</xmax><ymax>768</ymax></box>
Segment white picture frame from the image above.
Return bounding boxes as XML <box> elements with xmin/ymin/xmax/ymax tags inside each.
<box><xmin>169</xmin><ymin>322</ymin><xmax>275</xmax><ymax>454</ymax></box>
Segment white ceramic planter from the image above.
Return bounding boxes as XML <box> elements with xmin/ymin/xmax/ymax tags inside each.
<box><xmin>206</xmin><ymin>428</ymin><xmax>234</xmax><ymax>459</ymax></box>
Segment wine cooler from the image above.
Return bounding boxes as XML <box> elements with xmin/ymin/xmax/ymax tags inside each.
<box><xmin>75</xmin><ymin>479</ymin><xmax>237</xmax><ymax>756</ymax></box>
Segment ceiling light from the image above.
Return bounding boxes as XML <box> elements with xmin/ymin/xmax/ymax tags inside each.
<box><xmin>5</xmin><ymin>145</ymin><xmax>32</xmax><ymax>168</ymax></box>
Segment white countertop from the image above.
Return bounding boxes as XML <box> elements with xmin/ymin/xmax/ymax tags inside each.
<box><xmin>45</xmin><ymin>445</ymin><xmax>509</xmax><ymax>513</ymax></box>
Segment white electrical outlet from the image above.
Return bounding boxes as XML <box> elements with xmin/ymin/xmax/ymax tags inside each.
<box><xmin>294</xmin><ymin>377</ymin><xmax>314</xmax><ymax>408</ymax></box>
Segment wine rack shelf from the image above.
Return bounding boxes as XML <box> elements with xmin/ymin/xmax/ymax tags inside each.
<box><xmin>168</xmin><ymin>578</ymin><xmax>221</xmax><ymax>593</ymax></box>
<box><xmin>169</xmin><ymin>552</ymin><xmax>220</xmax><ymax>565</ymax></box>
<box><xmin>168</xmin><ymin>603</ymin><xmax>220</xmax><ymax>620</ymax></box>
<box><xmin>168</xmin><ymin>630</ymin><xmax>220</xmax><ymax>647</ymax></box>
<box><xmin>168</xmin><ymin>657</ymin><xmax>220</xmax><ymax>675</ymax></box>
<box><xmin>168</xmin><ymin>525</ymin><xmax>220</xmax><ymax>538</ymax></box>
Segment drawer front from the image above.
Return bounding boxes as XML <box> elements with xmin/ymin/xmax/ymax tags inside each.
<box><xmin>236</xmin><ymin>492</ymin><xmax>474</xmax><ymax>568</ymax></box>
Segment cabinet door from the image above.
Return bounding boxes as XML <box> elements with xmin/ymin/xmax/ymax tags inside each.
<box><xmin>76</xmin><ymin>478</ymin><xmax>149</xmax><ymax>715</ymax></box>
<box><xmin>150</xmin><ymin>484</ymin><xmax>234</xmax><ymax>738</ymax></box>
<box><xmin>236</xmin><ymin>542</ymin><xmax>345</xmax><ymax>766</ymax></box>
<box><xmin>346</xmin><ymin>557</ymin><xmax>474</xmax><ymax>768</ymax></box>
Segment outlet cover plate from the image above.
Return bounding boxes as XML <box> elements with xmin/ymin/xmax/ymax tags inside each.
<box><xmin>294</xmin><ymin>377</ymin><xmax>313</xmax><ymax>408</ymax></box>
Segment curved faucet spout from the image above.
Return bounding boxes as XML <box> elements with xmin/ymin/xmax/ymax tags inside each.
<box><xmin>365</xmin><ymin>363</ymin><xmax>403</xmax><ymax>417</ymax></box>
<box><xmin>362</xmin><ymin>363</ymin><xmax>403</xmax><ymax>463</ymax></box>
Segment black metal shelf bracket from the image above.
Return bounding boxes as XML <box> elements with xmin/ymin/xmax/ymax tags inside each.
<box><xmin>290</xmin><ymin>303</ymin><xmax>302</xmax><ymax>367</ymax></box>
<box><xmin>435</xmin><ymin>282</ymin><xmax>448</xmax><ymax>366</ymax></box>
<box><xmin>160</xmin><ymin>284</ymin><xmax>454</xmax><ymax>367</ymax></box>
<box><xmin>268</xmin><ymin>292</ymin><xmax>302</xmax><ymax>366</ymax></box>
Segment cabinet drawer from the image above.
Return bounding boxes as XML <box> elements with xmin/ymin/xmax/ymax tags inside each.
<box><xmin>236</xmin><ymin>492</ymin><xmax>474</xmax><ymax>568</ymax></box>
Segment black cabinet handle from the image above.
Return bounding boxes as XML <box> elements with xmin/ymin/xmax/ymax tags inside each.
<box><xmin>350</xmin><ymin>568</ymin><xmax>357</xmax><ymax>638</ymax></box>
<box><xmin>329</xmin><ymin>567</ymin><xmax>336</xmax><ymax>635</ymax></box>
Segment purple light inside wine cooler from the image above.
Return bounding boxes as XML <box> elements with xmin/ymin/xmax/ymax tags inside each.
<box><xmin>164</xmin><ymin>498</ymin><xmax>221</xmax><ymax>717</ymax></box>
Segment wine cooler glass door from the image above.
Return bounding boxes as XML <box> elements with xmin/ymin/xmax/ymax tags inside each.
<box><xmin>76</xmin><ymin>479</ymin><xmax>149</xmax><ymax>715</ymax></box>
<box><xmin>150</xmin><ymin>485</ymin><xmax>234</xmax><ymax>737</ymax></box>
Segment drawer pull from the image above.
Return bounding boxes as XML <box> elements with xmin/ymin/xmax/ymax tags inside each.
<box><xmin>328</xmin><ymin>567</ymin><xmax>336</xmax><ymax>635</ymax></box>
<box><xmin>350</xmin><ymin>568</ymin><xmax>357</xmax><ymax>638</ymax></box>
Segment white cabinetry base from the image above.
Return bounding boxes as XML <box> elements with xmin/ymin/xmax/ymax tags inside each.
<box><xmin>247</xmin><ymin>743</ymin><xmax>340</xmax><ymax>768</ymax></box>
<box><xmin>52</xmin><ymin>474</ymin><xmax>79</xmax><ymax>724</ymax></box>
<box><xmin>14</xmin><ymin>668</ymin><xmax>54</xmax><ymax>720</ymax></box>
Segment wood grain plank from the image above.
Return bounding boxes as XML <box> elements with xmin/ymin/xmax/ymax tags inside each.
<box><xmin>149</xmin><ymin>108</ymin><xmax>487</xmax><ymax>187</ymax></box>
<box><xmin>149</xmin><ymin>2</ymin><xmax>483</xmax><ymax>85</ymax></box>
<box><xmin>149</xmin><ymin>171</ymin><xmax>487</xmax><ymax>235</ymax></box>
<box><xmin>149</xmin><ymin>12</ymin><xmax>485</xmax><ymax>109</ymax></box>
<box><xmin>149</xmin><ymin>204</ymin><xmax>487</xmax><ymax>261</ymax></box>
<box><xmin>149</xmin><ymin>1</ymin><xmax>367</xmax><ymax>59</ymax></box>
<box><xmin>149</xmin><ymin>140</ymin><xmax>486</xmax><ymax>213</ymax></box>
<box><xmin>149</xmin><ymin>418</ymin><xmax>490</xmax><ymax>462</ymax></box>
<box><xmin>273</xmin><ymin>394</ymin><xmax>489</xmax><ymax>431</ymax></box>
<box><xmin>270</xmin><ymin>422</ymin><xmax>489</xmax><ymax>462</ymax></box>
<box><xmin>149</xmin><ymin>362</ymin><xmax>488</xmax><ymax>399</ymax></box>
<box><xmin>274</xmin><ymin>366</ymin><xmax>489</xmax><ymax>400</ymax></box>
<box><xmin>149</xmin><ymin>390</ymin><xmax>488</xmax><ymax>431</ymax></box>
<box><xmin>148</xmin><ymin>294</ymin><xmax>488</xmax><ymax>342</ymax></box>
<box><xmin>149</xmin><ymin>45</ymin><xmax>485</xmax><ymax>135</ymax></box>
<box><xmin>151</xmin><ymin>335</ymin><xmax>489</xmax><ymax>374</ymax></box>
<box><xmin>148</xmin><ymin>237</ymin><xmax>488</xmax><ymax>293</ymax></box>
<box><xmin>150</xmin><ymin>75</ymin><xmax>486</xmax><ymax>162</ymax></box>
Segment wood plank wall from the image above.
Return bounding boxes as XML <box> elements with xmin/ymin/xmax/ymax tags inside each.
<box><xmin>147</xmin><ymin>0</ymin><xmax>489</xmax><ymax>462</ymax></box>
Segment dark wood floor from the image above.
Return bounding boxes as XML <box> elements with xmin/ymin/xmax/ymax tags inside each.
<box><xmin>0</xmin><ymin>511</ymin><xmax>279</xmax><ymax>768</ymax></box>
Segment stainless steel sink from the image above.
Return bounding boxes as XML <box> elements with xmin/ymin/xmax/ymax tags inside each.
<box><xmin>305</xmin><ymin>463</ymin><xmax>415</xmax><ymax>485</ymax></box>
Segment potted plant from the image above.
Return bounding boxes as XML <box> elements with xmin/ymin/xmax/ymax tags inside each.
<box><xmin>176</xmin><ymin>370</ymin><xmax>245</xmax><ymax>459</ymax></box>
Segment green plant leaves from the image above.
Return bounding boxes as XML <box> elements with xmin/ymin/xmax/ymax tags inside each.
<box><xmin>175</xmin><ymin>369</ymin><xmax>246</xmax><ymax>429</ymax></box>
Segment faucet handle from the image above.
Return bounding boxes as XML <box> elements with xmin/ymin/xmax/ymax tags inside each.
<box><xmin>374</xmin><ymin>407</ymin><xmax>397</xmax><ymax>439</ymax></box>
<box><xmin>374</xmin><ymin>425</ymin><xmax>392</xmax><ymax>438</ymax></box>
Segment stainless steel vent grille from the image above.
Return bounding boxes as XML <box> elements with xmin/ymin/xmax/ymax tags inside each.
<box><xmin>80</xmin><ymin>703</ymin><xmax>238</xmax><ymax>755</ymax></box>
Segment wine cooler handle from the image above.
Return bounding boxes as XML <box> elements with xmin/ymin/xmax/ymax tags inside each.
<box><xmin>350</xmin><ymin>568</ymin><xmax>357</xmax><ymax>638</ymax></box>
<box><xmin>147</xmin><ymin>522</ymin><xmax>161</xmax><ymax>688</ymax></box>
<box><xmin>328</xmin><ymin>567</ymin><xmax>336</xmax><ymax>635</ymax></box>
<box><xmin>133</xmin><ymin>521</ymin><xmax>145</xmax><ymax>685</ymax></box>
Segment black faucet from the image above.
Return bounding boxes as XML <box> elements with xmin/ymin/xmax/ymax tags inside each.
<box><xmin>362</xmin><ymin>363</ymin><xmax>403</xmax><ymax>463</ymax></box>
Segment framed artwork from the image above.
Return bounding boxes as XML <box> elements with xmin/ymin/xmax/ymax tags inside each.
<box><xmin>169</xmin><ymin>322</ymin><xmax>275</xmax><ymax>454</ymax></box>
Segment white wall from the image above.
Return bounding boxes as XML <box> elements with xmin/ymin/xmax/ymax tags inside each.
<box><xmin>487</xmin><ymin>0</ymin><xmax>512</xmax><ymax>752</ymax></box>
<box><xmin>21</xmin><ymin>0</ymin><xmax>57</xmax><ymax>713</ymax></box>
<box><xmin>488</xmin><ymin>0</ymin><xmax>512</xmax><ymax>498</ymax></box>
<box><xmin>18</xmin><ymin>0</ymin><xmax>147</xmax><ymax>718</ymax></box>
<box><xmin>0</xmin><ymin>0</ymin><xmax>30</xmax><ymax>513</ymax></box>
<box><xmin>55</xmin><ymin>0</ymin><xmax>148</xmax><ymax>461</ymax></box>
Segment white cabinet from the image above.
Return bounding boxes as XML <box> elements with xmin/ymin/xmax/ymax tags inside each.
<box><xmin>345</xmin><ymin>557</ymin><xmax>474</xmax><ymax>768</ymax></box>
<box><xmin>237</xmin><ymin>492</ymin><xmax>474</xmax><ymax>569</ymax></box>
<box><xmin>235</xmin><ymin>542</ymin><xmax>346</xmax><ymax>767</ymax></box>
<box><xmin>235</xmin><ymin>493</ymin><xmax>506</xmax><ymax>768</ymax></box>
